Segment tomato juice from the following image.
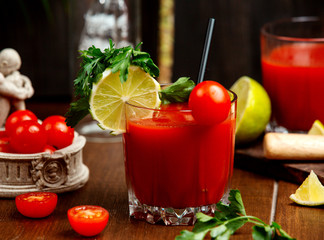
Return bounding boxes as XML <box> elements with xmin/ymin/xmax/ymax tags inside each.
<box><xmin>261</xmin><ymin>20</ymin><xmax>324</xmax><ymax>131</ymax></box>
<box><xmin>123</xmin><ymin>102</ymin><xmax>236</xmax><ymax>209</ymax></box>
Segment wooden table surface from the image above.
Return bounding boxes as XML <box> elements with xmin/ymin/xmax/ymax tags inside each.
<box><xmin>0</xmin><ymin>102</ymin><xmax>323</xmax><ymax>240</ymax></box>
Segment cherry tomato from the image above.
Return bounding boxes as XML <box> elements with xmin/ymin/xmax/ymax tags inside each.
<box><xmin>42</xmin><ymin>115</ymin><xmax>74</xmax><ymax>149</ymax></box>
<box><xmin>5</xmin><ymin>110</ymin><xmax>38</xmax><ymax>136</ymax></box>
<box><xmin>188</xmin><ymin>81</ymin><xmax>231</xmax><ymax>125</ymax></box>
<box><xmin>0</xmin><ymin>130</ymin><xmax>7</xmax><ymax>138</ymax></box>
<box><xmin>0</xmin><ymin>137</ymin><xmax>9</xmax><ymax>145</ymax></box>
<box><xmin>42</xmin><ymin>145</ymin><xmax>56</xmax><ymax>154</ymax></box>
<box><xmin>0</xmin><ymin>137</ymin><xmax>14</xmax><ymax>153</ymax></box>
<box><xmin>68</xmin><ymin>205</ymin><xmax>109</xmax><ymax>237</ymax></box>
<box><xmin>10</xmin><ymin>120</ymin><xmax>47</xmax><ymax>154</ymax></box>
<box><xmin>15</xmin><ymin>192</ymin><xmax>58</xmax><ymax>218</ymax></box>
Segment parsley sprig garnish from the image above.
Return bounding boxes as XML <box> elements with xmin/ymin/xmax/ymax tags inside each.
<box><xmin>159</xmin><ymin>77</ymin><xmax>195</xmax><ymax>104</ymax></box>
<box><xmin>176</xmin><ymin>190</ymin><xmax>295</xmax><ymax>240</ymax></box>
<box><xmin>65</xmin><ymin>40</ymin><xmax>159</xmax><ymax>127</ymax></box>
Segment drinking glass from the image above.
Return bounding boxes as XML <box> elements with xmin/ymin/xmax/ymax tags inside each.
<box><xmin>123</xmin><ymin>90</ymin><xmax>237</xmax><ymax>225</ymax></box>
<box><xmin>261</xmin><ymin>17</ymin><xmax>324</xmax><ymax>132</ymax></box>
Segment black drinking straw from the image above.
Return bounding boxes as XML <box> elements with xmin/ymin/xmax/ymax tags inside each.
<box><xmin>197</xmin><ymin>18</ymin><xmax>215</xmax><ymax>84</ymax></box>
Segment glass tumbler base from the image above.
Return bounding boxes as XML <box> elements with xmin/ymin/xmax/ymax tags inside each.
<box><xmin>128</xmin><ymin>191</ymin><xmax>230</xmax><ymax>226</ymax></box>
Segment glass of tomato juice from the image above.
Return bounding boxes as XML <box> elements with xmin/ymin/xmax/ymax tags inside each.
<box><xmin>123</xmin><ymin>89</ymin><xmax>237</xmax><ymax>225</ymax></box>
<box><xmin>261</xmin><ymin>17</ymin><xmax>324</xmax><ymax>131</ymax></box>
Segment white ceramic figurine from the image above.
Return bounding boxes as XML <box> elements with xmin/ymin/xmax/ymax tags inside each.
<box><xmin>0</xmin><ymin>48</ymin><xmax>34</xmax><ymax>127</ymax></box>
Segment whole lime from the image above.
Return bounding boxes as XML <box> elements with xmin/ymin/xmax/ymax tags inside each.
<box><xmin>230</xmin><ymin>76</ymin><xmax>271</xmax><ymax>145</ymax></box>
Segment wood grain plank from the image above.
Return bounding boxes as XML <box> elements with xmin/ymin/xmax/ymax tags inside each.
<box><xmin>275</xmin><ymin>180</ymin><xmax>324</xmax><ymax>240</ymax></box>
<box><xmin>0</xmin><ymin>140</ymin><xmax>277</xmax><ymax>240</ymax></box>
<box><xmin>230</xmin><ymin>169</ymin><xmax>275</xmax><ymax>239</ymax></box>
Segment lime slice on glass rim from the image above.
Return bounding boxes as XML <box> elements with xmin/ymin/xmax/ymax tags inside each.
<box><xmin>308</xmin><ymin>120</ymin><xmax>324</xmax><ymax>135</ymax></box>
<box><xmin>89</xmin><ymin>65</ymin><xmax>161</xmax><ymax>135</ymax></box>
<box><xmin>230</xmin><ymin>76</ymin><xmax>271</xmax><ymax>145</ymax></box>
<box><xmin>289</xmin><ymin>170</ymin><xmax>324</xmax><ymax>206</ymax></box>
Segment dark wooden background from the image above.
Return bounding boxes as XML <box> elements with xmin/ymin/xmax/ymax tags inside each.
<box><xmin>0</xmin><ymin>0</ymin><xmax>323</xmax><ymax>101</ymax></box>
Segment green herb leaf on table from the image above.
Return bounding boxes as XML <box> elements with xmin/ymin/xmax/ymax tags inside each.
<box><xmin>159</xmin><ymin>77</ymin><xmax>195</xmax><ymax>104</ymax></box>
<box><xmin>175</xmin><ymin>190</ymin><xmax>296</xmax><ymax>240</ymax></box>
<box><xmin>65</xmin><ymin>40</ymin><xmax>159</xmax><ymax>127</ymax></box>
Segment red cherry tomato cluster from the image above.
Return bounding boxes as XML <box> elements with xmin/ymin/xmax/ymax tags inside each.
<box><xmin>15</xmin><ymin>191</ymin><xmax>109</xmax><ymax>237</ymax></box>
<box><xmin>0</xmin><ymin>110</ymin><xmax>74</xmax><ymax>154</ymax></box>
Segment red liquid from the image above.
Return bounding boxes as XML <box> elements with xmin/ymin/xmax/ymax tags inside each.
<box><xmin>123</xmin><ymin>103</ymin><xmax>236</xmax><ymax>209</ymax></box>
<box><xmin>262</xmin><ymin>43</ymin><xmax>324</xmax><ymax>131</ymax></box>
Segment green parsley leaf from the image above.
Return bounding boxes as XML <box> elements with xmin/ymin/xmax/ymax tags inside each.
<box><xmin>271</xmin><ymin>222</ymin><xmax>295</xmax><ymax>240</ymax></box>
<box><xmin>65</xmin><ymin>40</ymin><xmax>159</xmax><ymax>127</ymax></box>
<box><xmin>159</xmin><ymin>77</ymin><xmax>195</xmax><ymax>104</ymax></box>
<box><xmin>252</xmin><ymin>222</ymin><xmax>295</xmax><ymax>240</ymax></box>
<box><xmin>132</xmin><ymin>50</ymin><xmax>160</xmax><ymax>78</ymax></box>
<box><xmin>193</xmin><ymin>213</ymin><xmax>218</xmax><ymax>233</ymax></box>
<box><xmin>109</xmin><ymin>46</ymin><xmax>133</xmax><ymax>83</ymax></box>
<box><xmin>175</xmin><ymin>230</ymin><xmax>199</xmax><ymax>240</ymax></box>
<box><xmin>252</xmin><ymin>225</ymin><xmax>273</xmax><ymax>240</ymax></box>
<box><xmin>228</xmin><ymin>189</ymin><xmax>246</xmax><ymax>216</ymax></box>
<box><xmin>175</xmin><ymin>190</ymin><xmax>295</xmax><ymax>240</ymax></box>
<box><xmin>210</xmin><ymin>219</ymin><xmax>246</xmax><ymax>240</ymax></box>
<box><xmin>65</xmin><ymin>97</ymin><xmax>90</xmax><ymax>127</ymax></box>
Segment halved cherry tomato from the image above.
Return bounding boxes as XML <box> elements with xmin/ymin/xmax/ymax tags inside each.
<box><xmin>189</xmin><ymin>81</ymin><xmax>231</xmax><ymax>125</ymax></box>
<box><xmin>68</xmin><ymin>205</ymin><xmax>109</xmax><ymax>237</ymax></box>
<box><xmin>10</xmin><ymin>120</ymin><xmax>47</xmax><ymax>154</ymax></box>
<box><xmin>42</xmin><ymin>115</ymin><xmax>74</xmax><ymax>149</ymax></box>
<box><xmin>15</xmin><ymin>192</ymin><xmax>58</xmax><ymax>218</ymax></box>
<box><xmin>5</xmin><ymin>110</ymin><xmax>38</xmax><ymax>136</ymax></box>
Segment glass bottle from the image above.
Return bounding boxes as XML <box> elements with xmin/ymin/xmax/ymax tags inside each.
<box><xmin>76</xmin><ymin>0</ymin><xmax>141</xmax><ymax>142</ymax></box>
<box><xmin>79</xmin><ymin>0</ymin><xmax>133</xmax><ymax>50</ymax></box>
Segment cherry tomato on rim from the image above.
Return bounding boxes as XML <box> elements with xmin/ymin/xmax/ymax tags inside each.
<box><xmin>68</xmin><ymin>205</ymin><xmax>109</xmax><ymax>237</ymax></box>
<box><xmin>0</xmin><ymin>137</ymin><xmax>10</xmax><ymax>145</ymax></box>
<box><xmin>42</xmin><ymin>115</ymin><xmax>74</xmax><ymax>149</ymax></box>
<box><xmin>189</xmin><ymin>81</ymin><xmax>231</xmax><ymax>125</ymax></box>
<box><xmin>5</xmin><ymin>110</ymin><xmax>38</xmax><ymax>136</ymax></box>
<box><xmin>42</xmin><ymin>145</ymin><xmax>56</xmax><ymax>154</ymax></box>
<box><xmin>0</xmin><ymin>137</ymin><xmax>14</xmax><ymax>153</ymax></box>
<box><xmin>15</xmin><ymin>192</ymin><xmax>58</xmax><ymax>218</ymax></box>
<box><xmin>0</xmin><ymin>144</ymin><xmax>13</xmax><ymax>153</ymax></box>
<box><xmin>0</xmin><ymin>130</ymin><xmax>7</xmax><ymax>138</ymax></box>
<box><xmin>10</xmin><ymin>120</ymin><xmax>47</xmax><ymax>154</ymax></box>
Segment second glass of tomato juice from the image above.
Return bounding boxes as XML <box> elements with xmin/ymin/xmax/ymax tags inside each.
<box><xmin>261</xmin><ymin>17</ymin><xmax>324</xmax><ymax>131</ymax></box>
<box><xmin>122</xmin><ymin>88</ymin><xmax>237</xmax><ymax>225</ymax></box>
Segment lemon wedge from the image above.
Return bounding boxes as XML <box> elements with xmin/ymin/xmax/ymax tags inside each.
<box><xmin>308</xmin><ymin>120</ymin><xmax>324</xmax><ymax>135</ymax></box>
<box><xmin>289</xmin><ymin>170</ymin><xmax>324</xmax><ymax>206</ymax></box>
<box><xmin>230</xmin><ymin>76</ymin><xmax>271</xmax><ymax>145</ymax></box>
<box><xmin>89</xmin><ymin>65</ymin><xmax>161</xmax><ymax>134</ymax></box>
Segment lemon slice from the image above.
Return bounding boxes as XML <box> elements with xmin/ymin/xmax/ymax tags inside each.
<box><xmin>89</xmin><ymin>65</ymin><xmax>161</xmax><ymax>134</ymax></box>
<box><xmin>230</xmin><ymin>76</ymin><xmax>271</xmax><ymax>145</ymax></box>
<box><xmin>308</xmin><ymin>120</ymin><xmax>324</xmax><ymax>135</ymax></box>
<box><xmin>289</xmin><ymin>170</ymin><xmax>324</xmax><ymax>206</ymax></box>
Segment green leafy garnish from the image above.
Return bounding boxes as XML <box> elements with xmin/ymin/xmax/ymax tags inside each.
<box><xmin>159</xmin><ymin>77</ymin><xmax>195</xmax><ymax>104</ymax></box>
<box><xmin>175</xmin><ymin>190</ymin><xmax>295</xmax><ymax>240</ymax></box>
<box><xmin>65</xmin><ymin>40</ymin><xmax>159</xmax><ymax>127</ymax></box>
